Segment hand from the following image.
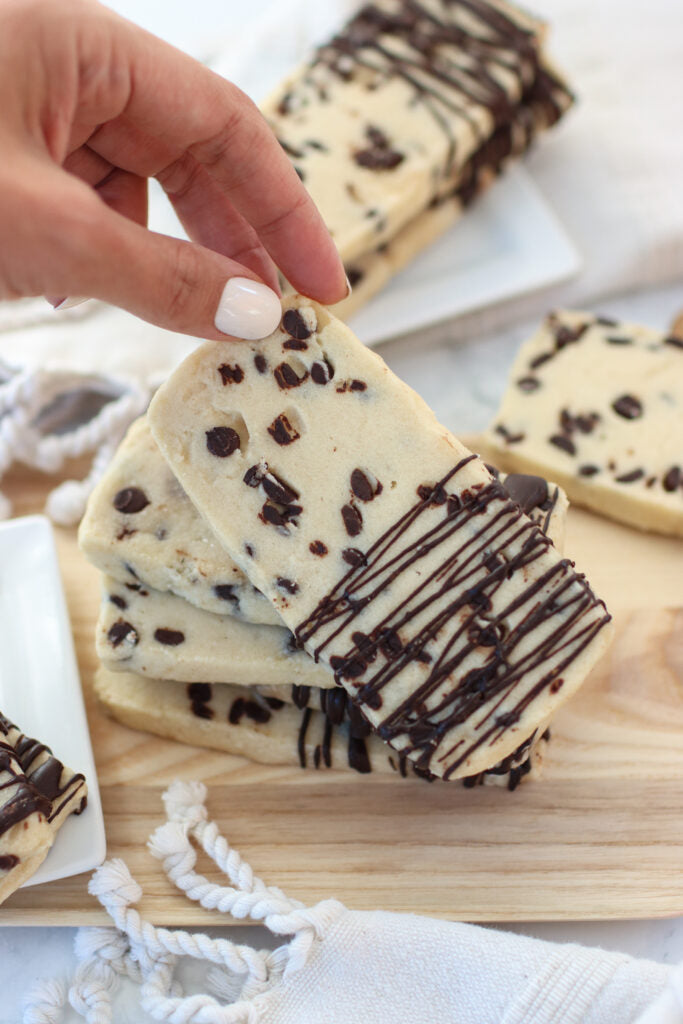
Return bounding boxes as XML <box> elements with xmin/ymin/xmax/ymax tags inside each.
<box><xmin>0</xmin><ymin>0</ymin><xmax>348</xmax><ymax>339</ymax></box>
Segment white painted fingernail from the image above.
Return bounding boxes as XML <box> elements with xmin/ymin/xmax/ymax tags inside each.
<box><xmin>48</xmin><ymin>296</ymin><xmax>90</xmax><ymax>310</ymax></box>
<box><xmin>344</xmin><ymin>273</ymin><xmax>353</xmax><ymax>297</ymax></box>
<box><xmin>214</xmin><ymin>278</ymin><xmax>281</xmax><ymax>340</ymax></box>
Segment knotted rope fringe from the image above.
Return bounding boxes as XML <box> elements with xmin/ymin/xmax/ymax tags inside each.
<box><xmin>0</xmin><ymin>361</ymin><xmax>149</xmax><ymax>524</ymax></box>
<box><xmin>23</xmin><ymin>781</ymin><xmax>344</xmax><ymax>1024</ymax></box>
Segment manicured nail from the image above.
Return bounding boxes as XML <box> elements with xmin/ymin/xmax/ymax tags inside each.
<box><xmin>48</xmin><ymin>296</ymin><xmax>89</xmax><ymax>310</ymax></box>
<box><xmin>344</xmin><ymin>273</ymin><xmax>353</xmax><ymax>297</ymax></box>
<box><xmin>214</xmin><ymin>278</ymin><xmax>281</xmax><ymax>340</ymax></box>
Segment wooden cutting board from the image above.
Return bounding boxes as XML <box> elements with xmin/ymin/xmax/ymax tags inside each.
<box><xmin>2</xmin><ymin>459</ymin><xmax>682</xmax><ymax>924</ymax></box>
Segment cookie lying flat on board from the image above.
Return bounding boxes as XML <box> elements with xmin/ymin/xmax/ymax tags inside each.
<box><xmin>482</xmin><ymin>311</ymin><xmax>683</xmax><ymax>537</ymax></box>
<box><xmin>326</xmin><ymin>70</ymin><xmax>569</xmax><ymax>319</ymax></box>
<box><xmin>148</xmin><ymin>296</ymin><xmax>612</xmax><ymax>781</ymax></box>
<box><xmin>262</xmin><ymin>0</ymin><xmax>571</xmax><ymax>265</ymax></box>
<box><xmin>0</xmin><ymin>712</ymin><xmax>87</xmax><ymax>904</ymax></box>
<box><xmin>79</xmin><ymin>417</ymin><xmax>279</xmax><ymax>626</ymax></box>
<box><xmin>94</xmin><ymin>668</ymin><xmax>548</xmax><ymax>789</ymax></box>
<box><xmin>97</xmin><ymin>576</ymin><xmax>334</xmax><ymax>688</ymax></box>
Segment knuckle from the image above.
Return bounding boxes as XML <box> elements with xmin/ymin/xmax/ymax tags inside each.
<box><xmin>156</xmin><ymin>154</ymin><xmax>204</xmax><ymax>201</ymax></box>
<box><xmin>166</xmin><ymin>243</ymin><xmax>204</xmax><ymax>326</ymax></box>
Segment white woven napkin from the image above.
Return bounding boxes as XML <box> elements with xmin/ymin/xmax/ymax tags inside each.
<box><xmin>22</xmin><ymin>782</ymin><xmax>680</xmax><ymax>1024</ymax></box>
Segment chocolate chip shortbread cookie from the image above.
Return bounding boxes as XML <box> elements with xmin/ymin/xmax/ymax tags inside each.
<box><xmin>484</xmin><ymin>311</ymin><xmax>683</xmax><ymax>536</ymax></box>
<box><xmin>0</xmin><ymin>712</ymin><xmax>87</xmax><ymax>904</ymax></box>
<box><xmin>79</xmin><ymin>417</ymin><xmax>279</xmax><ymax>625</ymax></box>
<box><xmin>95</xmin><ymin>668</ymin><xmax>549</xmax><ymax>789</ymax></box>
<box><xmin>148</xmin><ymin>296</ymin><xmax>612</xmax><ymax>780</ymax></box>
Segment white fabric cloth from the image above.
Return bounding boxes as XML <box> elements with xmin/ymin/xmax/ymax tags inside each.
<box><xmin>21</xmin><ymin>782</ymin><xmax>680</xmax><ymax>1024</ymax></box>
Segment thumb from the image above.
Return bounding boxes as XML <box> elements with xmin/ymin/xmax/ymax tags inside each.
<box><xmin>42</xmin><ymin>178</ymin><xmax>283</xmax><ymax>341</ymax></box>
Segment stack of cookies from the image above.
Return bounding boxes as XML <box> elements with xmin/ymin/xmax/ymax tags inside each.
<box><xmin>81</xmin><ymin>297</ymin><xmax>613</xmax><ymax>787</ymax></box>
<box><xmin>259</xmin><ymin>0</ymin><xmax>574</xmax><ymax>316</ymax></box>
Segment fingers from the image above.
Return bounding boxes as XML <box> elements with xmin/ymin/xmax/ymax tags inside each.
<box><xmin>77</xmin><ymin>9</ymin><xmax>347</xmax><ymax>304</ymax></box>
<box><xmin>30</xmin><ymin>169</ymin><xmax>282</xmax><ymax>340</ymax></box>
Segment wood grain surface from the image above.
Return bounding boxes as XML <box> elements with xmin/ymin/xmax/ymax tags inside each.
<box><xmin>1</xmin><ymin>457</ymin><xmax>682</xmax><ymax>924</ymax></box>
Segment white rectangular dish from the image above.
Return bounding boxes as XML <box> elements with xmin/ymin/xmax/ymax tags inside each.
<box><xmin>0</xmin><ymin>515</ymin><xmax>105</xmax><ymax>887</ymax></box>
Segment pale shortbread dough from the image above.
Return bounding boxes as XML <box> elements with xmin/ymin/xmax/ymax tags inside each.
<box><xmin>79</xmin><ymin>417</ymin><xmax>279</xmax><ymax>625</ymax></box>
<box><xmin>97</xmin><ymin>576</ymin><xmax>335</xmax><ymax>688</ymax></box>
<box><xmin>148</xmin><ymin>296</ymin><xmax>612</xmax><ymax>780</ymax></box>
<box><xmin>483</xmin><ymin>311</ymin><xmax>683</xmax><ymax>537</ymax></box>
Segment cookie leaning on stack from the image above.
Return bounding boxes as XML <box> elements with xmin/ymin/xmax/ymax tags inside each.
<box><xmin>143</xmin><ymin>295</ymin><xmax>613</xmax><ymax>781</ymax></box>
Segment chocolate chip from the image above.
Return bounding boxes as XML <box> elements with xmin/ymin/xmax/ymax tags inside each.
<box><xmin>309</xmin><ymin>540</ymin><xmax>328</xmax><ymax>556</ymax></box>
<box><xmin>615</xmin><ymin>468</ymin><xmax>645</xmax><ymax>483</ymax></box>
<box><xmin>350</xmin><ymin>468</ymin><xmax>382</xmax><ymax>501</ymax></box>
<box><xmin>529</xmin><ymin>352</ymin><xmax>553</xmax><ymax>369</ymax></box>
<box><xmin>417</xmin><ymin>483</ymin><xmax>447</xmax><ymax>505</ymax></box>
<box><xmin>575</xmin><ymin>413</ymin><xmax>600</xmax><ymax>434</ymax></box>
<box><xmin>229</xmin><ymin>696</ymin><xmax>271</xmax><ymax>725</ymax></box>
<box><xmin>243</xmin><ymin>464</ymin><xmax>265</xmax><ymax>487</ymax></box>
<box><xmin>555</xmin><ymin>323</ymin><xmax>588</xmax><ymax>348</ymax></box>
<box><xmin>283</xmin><ymin>338</ymin><xmax>308</xmax><ymax>351</ymax></box>
<box><xmin>346</xmin><ymin>267</ymin><xmax>363</xmax><ymax>287</ymax></box>
<box><xmin>549</xmin><ymin>434</ymin><xmax>576</xmax><ymax>455</ymax></box>
<box><xmin>116</xmin><ymin>526</ymin><xmax>137</xmax><ymax>541</ymax></box>
<box><xmin>262</xmin><ymin>475</ymin><xmax>298</xmax><ymax>505</ymax></box>
<box><xmin>282</xmin><ymin>308</ymin><xmax>312</xmax><ymax>340</ymax></box>
<box><xmin>612</xmin><ymin>394</ymin><xmax>642</xmax><ymax>420</ymax></box>
<box><xmin>206</xmin><ymin>426</ymin><xmax>240</xmax><ymax>457</ymax></box>
<box><xmin>663</xmin><ymin>466</ymin><xmax>681</xmax><ymax>491</ymax></box>
<box><xmin>109</xmin><ymin>595</ymin><xmax>127</xmax><ymax>610</ymax></box>
<box><xmin>495</xmin><ymin>424</ymin><xmax>525</xmax><ymax>445</ymax></box>
<box><xmin>605</xmin><ymin>335</ymin><xmax>632</xmax><ymax>345</ymax></box>
<box><xmin>516</xmin><ymin>376</ymin><xmax>540</xmax><ymax>392</ymax></box>
<box><xmin>274</xmin><ymin>362</ymin><xmax>308</xmax><ymax>389</ymax></box>
<box><xmin>245</xmin><ymin>543</ymin><xmax>254</xmax><ymax>558</ymax></box>
<box><xmin>330</xmin><ymin>654</ymin><xmax>366</xmax><ymax>679</ymax></box>
<box><xmin>502</xmin><ymin>473</ymin><xmax>548</xmax><ymax>513</ymax></box>
<box><xmin>550</xmin><ymin>678</ymin><xmax>564</xmax><ymax>693</ymax></box>
<box><xmin>229</xmin><ymin>698</ymin><xmax>245</xmax><ymax>725</ymax></box>
<box><xmin>292</xmin><ymin>685</ymin><xmax>311</xmax><ymax>709</ymax></box>
<box><xmin>154</xmin><ymin>628</ymin><xmax>185</xmax><ymax>646</ymax></box>
<box><xmin>311</xmin><ymin>359</ymin><xmax>334</xmax><ymax>384</ymax></box>
<box><xmin>342</xmin><ymin>547</ymin><xmax>365</xmax><ymax>566</ymax></box>
<box><xmin>265</xmin><ymin>697</ymin><xmax>285</xmax><ymax>710</ymax></box>
<box><xmin>596</xmin><ymin>316</ymin><xmax>618</xmax><ymax>326</ymax></box>
<box><xmin>378</xmin><ymin>628</ymin><xmax>402</xmax><ymax>659</ymax></box>
<box><xmin>276</xmin><ymin>577</ymin><xmax>299</xmax><ymax>594</ymax></box>
<box><xmin>113</xmin><ymin>487</ymin><xmax>149</xmax><ymax>514</ymax></box>
<box><xmin>0</xmin><ymin>854</ymin><xmax>19</xmax><ymax>870</ymax></box>
<box><xmin>107</xmin><ymin>620</ymin><xmax>138</xmax><ymax>648</ymax></box>
<box><xmin>350</xmin><ymin>379</ymin><xmax>367</xmax><ymax>391</ymax></box>
<box><xmin>218</xmin><ymin>363</ymin><xmax>244</xmax><ymax>385</ymax></box>
<box><xmin>664</xmin><ymin>336</ymin><xmax>683</xmax><ymax>349</ymax></box>
<box><xmin>254</xmin><ymin>353</ymin><xmax>267</xmax><ymax>374</ymax></box>
<box><xmin>187</xmin><ymin>683</ymin><xmax>212</xmax><ymax>702</ymax></box>
<box><xmin>341</xmin><ymin>503</ymin><xmax>363</xmax><ymax>536</ymax></box>
<box><xmin>447</xmin><ymin>494</ymin><xmax>461</xmax><ymax>516</ymax></box>
<box><xmin>268</xmin><ymin>414</ymin><xmax>300</xmax><ymax>445</ymax></box>
<box><xmin>355</xmin><ymin>148</ymin><xmax>404</xmax><ymax>169</ymax></box>
<box><xmin>191</xmin><ymin>701</ymin><xmax>213</xmax><ymax>720</ymax></box>
<box><xmin>214</xmin><ymin>584</ymin><xmax>238</xmax><ymax>604</ymax></box>
<box><xmin>262</xmin><ymin>503</ymin><xmax>286</xmax><ymax>527</ymax></box>
<box><xmin>579</xmin><ymin>464</ymin><xmax>600</xmax><ymax>477</ymax></box>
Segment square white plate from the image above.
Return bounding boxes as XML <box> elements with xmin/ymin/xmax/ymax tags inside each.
<box><xmin>349</xmin><ymin>165</ymin><xmax>581</xmax><ymax>347</ymax></box>
<box><xmin>0</xmin><ymin>515</ymin><xmax>105</xmax><ymax>888</ymax></box>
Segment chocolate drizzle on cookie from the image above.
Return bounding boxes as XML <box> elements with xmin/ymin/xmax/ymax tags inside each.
<box><xmin>293</xmin><ymin>455</ymin><xmax>610</xmax><ymax>778</ymax></box>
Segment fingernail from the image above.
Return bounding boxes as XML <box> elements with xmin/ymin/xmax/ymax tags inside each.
<box><xmin>344</xmin><ymin>273</ymin><xmax>353</xmax><ymax>297</ymax></box>
<box><xmin>48</xmin><ymin>296</ymin><xmax>90</xmax><ymax>310</ymax></box>
<box><xmin>214</xmin><ymin>278</ymin><xmax>281</xmax><ymax>340</ymax></box>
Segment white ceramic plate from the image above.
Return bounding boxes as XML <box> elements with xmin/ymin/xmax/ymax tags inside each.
<box><xmin>348</xmin><ymin>165</ymin><xmax>581</xmax><ymax>347</ymax></box>
<box><xmin>0</xmin><ymin>515</ymin><xmax>105</xmax><ymax>887</ymax></box>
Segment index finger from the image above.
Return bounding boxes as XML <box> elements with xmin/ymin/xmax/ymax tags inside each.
<box><xmin>83</xmin><ymin>3</ymin><xmax>348</xmax><ymax>304</ymax></box>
